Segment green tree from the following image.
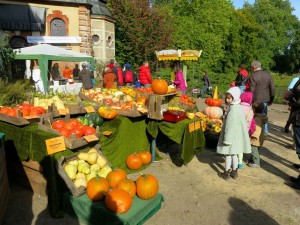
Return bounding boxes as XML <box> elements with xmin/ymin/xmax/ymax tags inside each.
<box><xmin>107</xmin><ymin>0</ymin><xmax>174</xmax><ymax>70</ymax></box>
<box><xmin>0</xmin><ymin>32</ymin><xmax>15</xmax><ymax>81</ymax></box>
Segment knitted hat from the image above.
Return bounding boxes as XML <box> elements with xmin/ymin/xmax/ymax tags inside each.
<box><xmin>125</xmin><ymin>63</ymin><xmax>131</xmax><ymax>68</ymax></box>
<box><xmin>226</xmin><ymin>87</ymin><xmax>241</xmax><ymax>103</ymax></box>
<box><xmin>240</xmin><ymin>91</ymin><xmax>253</xmax><ymax>104</ymax></box>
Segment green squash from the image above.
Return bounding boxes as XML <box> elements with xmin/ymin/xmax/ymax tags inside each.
<box><xmin>85</xmin><ymin>112</ymin><xmax>104</xmax><ymax>127</ymax></box>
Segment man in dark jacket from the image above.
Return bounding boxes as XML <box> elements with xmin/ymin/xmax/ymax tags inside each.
<box><xmin>79</xmin><ymin>63</ymin><xmax>93</xmax><ymax>90</ymax></box>
<box><xmin>250</xmin><ymin>61</ymin><xmax>275</xmax><ymax>139</ymax></box>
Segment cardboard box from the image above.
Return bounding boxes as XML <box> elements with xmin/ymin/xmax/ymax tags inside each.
<box><xmin>147</xmin><ymin>93</ymin><xmax>179</xmax><ymax>120</ymax></box>
<box><xmin>57</xmin><ymin>144</ymin><xmax>111</xmax><ymax>197</ymax></box>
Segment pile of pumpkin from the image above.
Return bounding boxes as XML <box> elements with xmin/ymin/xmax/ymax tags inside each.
<box><xmin>196</xmin><ymin>87</ymin><xmax>223</xmax><ymax>134</ymax></box>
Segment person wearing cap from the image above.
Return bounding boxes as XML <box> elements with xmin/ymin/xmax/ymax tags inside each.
<box><xmin>235</xmin><ymin>64</ymin><xmax>249</xmax><ymax>94</ymax></box>
<box><xmin>250</xmin><ymin>61</ymin><xmax>275</xmax><ymax>139</ymax></box>
<box><xmin>79</xmin><ymin>63</ymin><xmax>93</xmax><ymax>90</ymax></box>
<box><xmin>123</xmin><ymin>63</ymin><xmax>136</xmax><ymax>87</ymax></box>
<box><xmin>217</xmin><ymin>87</ymin><xmax>251</xmax><ymax>180</ymax></box>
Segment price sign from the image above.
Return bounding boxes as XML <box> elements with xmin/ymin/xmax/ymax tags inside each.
<box><xmin>58</xmin><ymin>108</ymin><xmax>69</xmax><ymax>115</ymax></box>
<box><xmin>137</xmin><ymin>108</ymin><xmax>148</xmax><ymax>113</ymax></box>
<box><xmin>189</xmin><ymin>122</ymin><xmax>195</xmax><ymax>132</ymax></box>
<box><xmin>102</xmin><ymin>131</ymin><xmax>112</xmax><ymax>136</ymax></box>
<box><xmin>84</xmin><ymin>106</ymin><xmax>95</xmax><ymax>113</ymax></box>
<box><xmin>45</xmin><ymin>136</ymin><xmax>66</xmax><ymax>155</ymax></box>
<box><xmin>84</xmin><ymin>134</ymin><xmax>99</xmax><ymax>142</ymax></box>
<box><xmin>194</xmin><ymin>121</ymin><xmax>201</xmax><ymax>130</ymax></box>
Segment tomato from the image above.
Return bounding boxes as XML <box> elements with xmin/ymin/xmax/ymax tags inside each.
<box><xmin>70</xmin><ymin>126</ymin><xmax>84</xmax><ymax>138</ymax></box>
<box><xmin>34</xmin><ymin>106</ymin><xmax>46</xmax><ymax>114</ymax></box>
<box><xmin>52</xmin><ymin>119</ymin><xmax>66</xmax><ymax>130</ymax></box>
<box><xmin>58</xmin><ymin>128</ymin><xmax>71</xmax><ymax>138</ymax></box>
<box><xmin>6</xmin><ymin>109</ymin><xmax>17</xmax><ymax>117</ymax></box>
<box><xmin>82</xmin><ymin>126</ymin><xmax>96</xmax><ymax>136</ymax></box>
<box><xmin>21</xmin><ymin>103</ymin><xmax>32</xmax><ymax>111</ymax></box>
<box><xmin>20</xmin><ymin>108</ymin><xmax>31</xmax><ymax>117</ymax></box>
<box><xmin>0</xmin><ymin>107</ymin><xmax>11</xmax><ymax>114</ymax></box>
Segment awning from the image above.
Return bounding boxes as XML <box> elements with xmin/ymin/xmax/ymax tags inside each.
<box><xmin>0</xmin><ymin>4</ymin><xmax>46</xmax><ymax>31</ymax></box>
<box><xmin>156</xmin><ymin>49</ymin><xmax>202</xmax><ymax>61</ymax></box>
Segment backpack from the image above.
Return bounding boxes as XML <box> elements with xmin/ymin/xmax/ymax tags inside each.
<box><xmin>117</xmin><ymin>68</ymin><xmax>124</xmax><ymax>86</ymax></box>
<box><xmin>124</xmin><ymin>71</ymin><xmax>133</xmax><ymax>83</ymax></box>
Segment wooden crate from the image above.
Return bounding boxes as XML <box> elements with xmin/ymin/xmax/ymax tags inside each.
<box><xmin>147</xmin><ymin>93</ymin><xmax>178</xmax><ymax>120</ymax></box>
<box><xmin>57</xmin><ymin>144</ymin><xmax>111</xmax><ymax>197</ymax></box>
<box><xmin>0</xmin><ymin>133</ymin><xmax>10</xmax><ymax>225</ymax></box>
<box><xmin>38</xmin><ymin>114</ymin><xmax>100</xmax><ymax>150</ymax></box>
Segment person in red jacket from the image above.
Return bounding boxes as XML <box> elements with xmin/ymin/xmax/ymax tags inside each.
<box><xmin>138</xmin><ymin>61</ymin><xmax>152</xmax><ymax>87</ymax></box>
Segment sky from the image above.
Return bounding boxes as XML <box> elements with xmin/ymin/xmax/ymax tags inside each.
<box><xmin>232</xmin><ymin>0</ymin><xmax>300</xmax><ymax>20</ymax></box>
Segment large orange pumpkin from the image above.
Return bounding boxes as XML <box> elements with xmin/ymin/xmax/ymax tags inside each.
<box><xmin>205</xmin><ymin>98</ymin><xmax>222</xmax><ymax>107</ymax></box>
<box><xmin>105</xmin><ymin>189</ymin><xmax>132</xmax><ymax>214</ymax></box>
<box><xmin>116</xmin><ymin>178</ymin><xmax>137</xmax><ymax>198</ymax></box>
<box><xmin>126</xmin><ymin>153</ymin><xmax>143</xmax><ymax>170</ymax></box>
<box><xmin>136</xmin><ymin>174</ymin><xmax>159</xmax><ymax>200</ymax></box>
<box><xmin>86</xmin><ymin>176</ymin><xmax>109</xmax><ymax>201</ymax></box>
<box><xmin>138</xmin><ymin>151</ymin><xmax>152</xmax><ymax>165</ymax></box>
<box><xmin>151</xmin><ymin>78</ymin><xmax>168</xmax><ymax>95</ymax></box>
<box><xmin>106</xmin><ymin>169</ymin><xmax>127</xmax><ymax>188</ymax></box>
<box><xmin>204</xmin><ymin>106</ymin><xmax>223</xmax><ymax>119</ymax></box>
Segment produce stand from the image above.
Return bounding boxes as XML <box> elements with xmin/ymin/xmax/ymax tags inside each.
<box><xmin>0</xmin><ymin>114</ymin><xmax>205</xmax><ymax>219</ymax></box>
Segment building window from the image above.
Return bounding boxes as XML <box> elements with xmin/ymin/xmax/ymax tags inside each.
<box><xmin>9</xmin><ymin>36</ymin><xmax>28</xmax><ymax>49</ymax></box>
<box><xmin>50</xmin><ymin>19</ymin><xmax>66</xmax><ymax>36</ymax></box>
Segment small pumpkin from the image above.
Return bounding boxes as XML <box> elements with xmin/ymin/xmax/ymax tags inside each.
<box><xmin>138</xmin><ymin>151</ymin><xmax>152</xmax><ymax>165</ymax></box>
<box><xmin>136</xmin><ymin>174</ymin><xmax>159</xmax><ymax>200</ymax></box>
<box><xmin>204</xmin><ymin>106</ymin><xmax>223</xmax><ymax>119</ymax></box>
<box><xmin>126</xmin><ymin>153</ymin><xmax>143</xmax><ymax>170</ymax></box>
<box><xmin>116</xmin><ymin>178</ymin><xmax>137</xmax><ymax>198</ymax></box>
<box><xmin>106</xmin><ymin>169</ymin><xmax>127</xmax><ymax>188</ymax></box>
<box><xmin>105</xmin><ymin>189</ymin><xmax>132</xmax><ymax>214</ymax></box>
<box><xmin>205</xmin><ymin>98</ymin><xmax>222</xmax><ymax>107</ymax></box>
<box><xmin>136</xmin><ymin>96</ymin><xmax>147</xmax><ymax>106</ymax></box>
<box><xmin>151</xmin><ymin>78</ymin><xmax>168</xmax><ymax>95</ymax></box>
<box><xmin>97</xmin><ymin>106</ymin><xmax>117</xmax><ymax>119</ymax></box>
<box><xmin>86</xmin><ymin>176</ymin><xmax>109</xmax><ymax>201</ymax></box>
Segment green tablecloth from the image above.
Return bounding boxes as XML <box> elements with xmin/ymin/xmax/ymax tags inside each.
<box><xmin>147</xmin><ymin>118</ymin><xmax>205</xmax><ymax>164</ymax></box>
<box><xmin>63</xmin><ymin>193</ymin><xmax>164</xmax><ymax>225</ymax></box>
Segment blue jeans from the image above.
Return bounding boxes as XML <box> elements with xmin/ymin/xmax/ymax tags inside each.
<box><xmin>238</xmin><ymin>86</ymin><xmax>246</xmax><ymax>94</ymax></box>
<box><xmin>201</xmin><ymin>85</ymin><xmax>209</xmax><ymax>98</ymax></box>
<box><xmin>262</xmin><ymin>102</ymin><xmax>268</xmax><ymax>133</ymax></box>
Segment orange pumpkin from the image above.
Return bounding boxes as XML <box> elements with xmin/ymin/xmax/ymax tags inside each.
<box><xmin>136</xmin><ymin>96</ymin><xmax>147</xmax><ymax>106</ymax></box>
<box><xmin>105</xmin><ymin>189</ymin><xmax>132</xmax><ymax>214</ymax></box>
<box><xmin>126</xmin><ymin>153</ymin><xmax>143</xmax><ymax>170</ymax></box>
<box><xmin>136</xmin><ymin>174</ymin><xmax>159</xmax><ymax>200</ymax></box>
<box><xmin>98</xmin><ymin>106</ymin><xmax>117</xmax><ymax>119</ymax></box>
<box><xmin>116</xmin><ymin>178</ymin><xmax>137</xmax><ymax>198</ymax></box>
<box><xmin>0</xmin><ymin>107</ymin><xmax>11</xmax><ymax>114</ymax></box>
<box><xmin>205</xmin><ymin>98</ymin><xmax>222</xmax><ymax>107</ymax></box>
<box><xmin>151</xmin><ymin>78</ymin><xmax>168</xmax><ymax>95</ymax></box>
<box><xmin>106</xmin><ymin>169</ymin><xmax>127</xmax><ymax>188</ymax></box>
<box><xmin>204</xmin><ymin>106</ymin><xmax>223</xmax><ymax>119</ymax></box>
<box><xmin>138</xmin><ymin>151</ymin><xmax>152</xmax><ymax>165</ymax></box>
<box><xmin>86</xmin><ymin>176</ymin><xmax>109</xmax><ymax>201</ymax></box>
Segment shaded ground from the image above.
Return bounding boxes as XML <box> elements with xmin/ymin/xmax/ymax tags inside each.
<box><xmin>3</xmin><ymin>101</ymin><xmax>300</xmax><ymax>225</ymax></box>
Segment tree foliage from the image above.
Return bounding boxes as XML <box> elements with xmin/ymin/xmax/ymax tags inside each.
<box><xmin>107</xmin><ymin>0</ymin><xmax>174</xmax><ymax>70</ymax></box>
<box><xmin>0</xmin><ymin>32</ymin><xmax>15</xmax><ymax>81</ymax></box>
<box><xmin>108</xmin><ymin>0</ymin><xmax>300</xmax><ymax>74</ymax></box>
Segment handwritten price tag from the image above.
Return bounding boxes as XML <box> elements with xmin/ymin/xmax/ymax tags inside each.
<box><xmin>58</xmin><ymin>108</ymin><xmax>69</xmax><ymax>115</ymax></box>
<box><xmin>194</xmin><ymin>121</ymin><xmax>200</xmax><ymax>130</ymax></box>
<box><xmin>84</xmin><ymin>134</ymin><xmax>99</xmax><ymax>142</ymax></box>
<box><xmin>45</xmin><ymin>136</ymin><xmax>66</xmax><ymax>155</ymax></box>
<box><xmin>102</xmin><ymin>131</ymin><xmax>112</xmax><ymax>136</ymax></box>
<box><xmin>84</xmin><ymin>106</ymin><xmax>95</xmax><ymax>113</ymax></box>
<box><xmin>189</xmin><ymin>123</ymin><xmax>195</xmax><ymax>132</ymax></box>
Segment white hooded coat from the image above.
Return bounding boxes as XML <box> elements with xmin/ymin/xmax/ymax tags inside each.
<box><xmin>217</xmin><ymin>87</ymin><xmax>251</xmax><ymax>155</ymax></box>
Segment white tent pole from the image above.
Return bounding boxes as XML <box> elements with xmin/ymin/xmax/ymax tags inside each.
<box><xmin>25</xmin><ymin>60</ymin><xmax>31</xmax><ymax>79</ymax></box>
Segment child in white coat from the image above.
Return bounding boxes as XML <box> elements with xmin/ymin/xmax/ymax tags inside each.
<box><xmin>217</xmin><ymin>87</ymin><xmax>251</xmax><ymax>180</ymax></box>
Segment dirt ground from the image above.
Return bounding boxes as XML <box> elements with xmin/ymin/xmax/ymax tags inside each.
<box><xmin>3</xmin><ymin>100</ymin><xmax>300</xmax><ymax>225</ymax></box>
